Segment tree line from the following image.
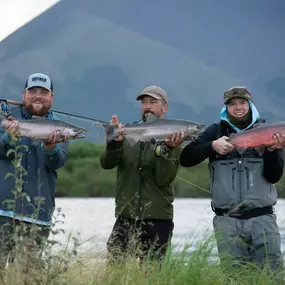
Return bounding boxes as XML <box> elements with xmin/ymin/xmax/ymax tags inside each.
<box><xmin>56</xmin><ymin>141</ymin><xmax>285</xmax><ymax>198</ymax></box>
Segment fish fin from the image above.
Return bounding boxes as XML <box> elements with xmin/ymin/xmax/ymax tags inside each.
<box><xmin>30</xmin><ymin>139</ymin><xmax>42</xmax><ymax>146</ymax></box>
<box><xmin>227</xmin><ymin>133</ymin><xmax>236</xmax><ymax>142</ymax></box>
<box><xmin>149</xmin><ymin>138</ymin><xmax>161</xmax><ymax>150</ymax></box>
<box><xmin>0</xmin><ymin>112</ymin><xmax>7</xmax><ymax>120</ymax></box>
<box><xmin>253</xmin><ymin>123</ymin><xmax>263</xmax><ymax>128</ymax></box>
<box><xmin>101</xmin><ymin>123</ymin><xmax>117</xmax><ymax>143</ymax></box>
<box><xmin>0</xmin><ymin>113</ymin><xmax>7</xmax><ymax>126</ymax></box>
<box><xmin>144</xmin><ymin>113</ymin><xmax>159</xmax><ymax>123</ymax></box>
<box><xmin>126</xmin><ymin>136</ymin><xmax>139</xmax><ymax>146</ymax></box>
<box><xmin>254</xmin><ymin>146</ymin><xmax>266</xmax><ymax>156</ymax></box>
<box><xmin>32</xmin><ymin>115</ymin><xmax>45</xmax><ymax>120</ymax></box>
<box><xmin>150</xmin><ymin>138</ymin><xmax>158</xmax><ymax>145</ymax></box>
<box><xmin>235</xmin><ymin>146</ymin><xmax>247</xmax><ymax>154</ymax></box>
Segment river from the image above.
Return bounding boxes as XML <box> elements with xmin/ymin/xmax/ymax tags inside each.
<box><xmin>51</xmin><ymin>198</ymin><xmax>285</xmax><ymax>260</ymax></box>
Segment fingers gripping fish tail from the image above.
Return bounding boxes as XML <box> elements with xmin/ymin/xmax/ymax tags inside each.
<box><xmin>101</xmin><ymin>123</ymin><xmax>117</xmax><ymax>143</ymax></box>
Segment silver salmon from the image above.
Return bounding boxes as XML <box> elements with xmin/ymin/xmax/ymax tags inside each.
<box><xmin>102</xmin><ymin>117</ymin><xmax>205</xmax><ymax>145</ymax></box>
<box><xmin>0</xmin><ymin>114</ymin><xmax>87</xmax><ymax>141</ymax></box>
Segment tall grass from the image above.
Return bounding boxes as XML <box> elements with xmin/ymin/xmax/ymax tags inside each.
<box><xmin>2</xmin><ymin>236</ymin><xmax>283</xmax><ymax>285</ymax></box>
<box><xmin>1</xmin><ymin>140</ymin><xmax>284</xmax><ymax>284</ymax></box>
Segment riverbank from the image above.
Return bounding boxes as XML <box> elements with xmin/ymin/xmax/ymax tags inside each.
<box><xmin>56</xmin><ymin>141</ymin><xmax>285</xmax><ymax>198</ymax></box>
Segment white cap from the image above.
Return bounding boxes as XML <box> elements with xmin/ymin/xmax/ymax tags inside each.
<box><xmin>24</xmin><ymin>73</ymin><xmax>53</xmax><ymax>92</ymax></box>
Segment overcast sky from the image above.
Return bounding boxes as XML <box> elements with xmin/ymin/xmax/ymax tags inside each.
<box><xmin>0</xmin><ymin>0</ymin><xmax>61</xmax><ymax>41</ymax></box>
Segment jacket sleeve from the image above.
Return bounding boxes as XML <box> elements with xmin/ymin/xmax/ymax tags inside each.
<box><xmin>263</xmin><ymin>148</ymin><xmax>284</xmax><ymax>184</ymax></box>
<box><xmin>155</xmin><ymin>146</ymin><xmax>181</xmax><ymax>187</ymax></box>
<box><xmin>100</xmin><ymin>140</ymin><xmax>123</xmax><ymax>170</ymax></box>
<box><xmin>42</xmin><ymin>141</ymin><xmax>69</xmax><ymax>170</ymax></box>
<box><xmin>180</xmin><ymin>123</ymin><xmax>218</xmax><ymax>167</ymax></box>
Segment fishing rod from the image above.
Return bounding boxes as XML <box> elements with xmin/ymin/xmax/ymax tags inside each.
<box><xmin>0</xmin><ymin>99</ymin><xmax>109</xmax><ymax>125</ymax></box>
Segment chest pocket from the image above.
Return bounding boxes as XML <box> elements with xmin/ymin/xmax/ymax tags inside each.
<box><xmin>121</xmin><ymin>141</ymin><xmax>156</xmax><ymax>170</ymax></box>
<box><xmin>243</xmin><ymin>159</ymin><xmax>269</xmax><ymax>193</ymax></box>
<box><xmin>208</xmin><ymin>160</ymin><xmax>238</xmax><ymax>208</ymax></box>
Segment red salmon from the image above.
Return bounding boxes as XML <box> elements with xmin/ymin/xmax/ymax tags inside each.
<box><xmin>228</xmin><ymin>122</ymin><xmax>285</xmax><ymax>154</ymax></box>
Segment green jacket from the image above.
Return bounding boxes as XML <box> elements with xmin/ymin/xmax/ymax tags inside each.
<box><xmin>100</xmin><ymin>139</ymin><xmax>181</xmax><ymax>220</ymax></box>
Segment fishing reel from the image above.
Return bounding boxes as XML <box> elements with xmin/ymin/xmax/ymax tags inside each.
<box><xmin>0</xmin><ymin>100</ymin><xmax>11</xmax><ymax>117</ymax></box>
<box><xmin>151</xmin><ymin>138</ymin><xmax>169</xmax><ymax>158</ymax></box>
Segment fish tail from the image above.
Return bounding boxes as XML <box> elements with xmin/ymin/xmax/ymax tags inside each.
<box><xmin>0</xmin><ymin>112</ymin><xmax>7</xmax><ymax>126</ymax></box>
<box><xmin>101</xmin><ymin>123</ymin><xmax>117</xmax><ymax>143</ymax></box>
<box><xmin>0</xmin><ymin>112</ymin><xmax>7</xmax><ymax>120</ymax></box>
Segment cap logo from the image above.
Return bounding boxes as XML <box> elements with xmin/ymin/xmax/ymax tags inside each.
<box><xmin>32</xmin><ymin>77</ymin><xmax>47</xmax><ymax>83</ymax></box>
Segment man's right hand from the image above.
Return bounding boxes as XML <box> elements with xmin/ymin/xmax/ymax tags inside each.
<box><xmin>212</xmin><ymin>136</ymin><xmax>234</xmax><ymax>155</ymax></box>
<box><xmin>110</xmin><ymin>115</ymin><xmax>125</xmax><ymax>142</ymax></box>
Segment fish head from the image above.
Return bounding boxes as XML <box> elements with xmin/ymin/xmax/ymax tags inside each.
<box><xmin>185</xmin><ymin>122</ymin><xmax>206</xmax><ymax>140</ymax></box>
<box><xmin>64</xmin><ymin>125</ymin><xmax>88</xmax><ymax>139</ymax></box>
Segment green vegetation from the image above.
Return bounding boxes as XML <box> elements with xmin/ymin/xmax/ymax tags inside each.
<box><xmin>3</xmin><ymin>236</ymin><xmax>284</xmax><ymax>285</ymax></box>
<box><xmin>1</xmin><ymin>139</ymin><xmax>284</xmax><ymax>285</ymax></box>
<box><xmin>56</xmin><ymin>141</ymin><xmax>285</xmax><ymax>198</ymax></box>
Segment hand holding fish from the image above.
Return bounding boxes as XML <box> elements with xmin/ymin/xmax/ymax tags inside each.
<box><xmin>212</xmin><ymin>136</ymin><xmax>234</xmax><ymax>155</ymax></box>
<box><xmin>43</xmin><ymin>131</ymin><xmax>69</xmax><ymax>149</ymax></box>
<box><xmin>110</xmin><ymin>115</ymin><xmax>124</xmax><ymax>142</ymax></box>
<box><xmin>165</xmin><ymin>132</ymin><xmax>185</xmax><ymax>148</ymax></box>
<box><xmin>4</xmin><ymin>116</ymin><xmax>20</xmax><ymax>140</ymax></box>
<box><xmin>267</xmin><ymin>133</ymin><xmax>285</xmax><ymax>151</ymax></box>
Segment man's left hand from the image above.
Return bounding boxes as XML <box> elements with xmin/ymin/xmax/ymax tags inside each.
<box><xmin>267</xmin><ymin>133</ymin><xmax>285</xmax><ymax>151</ymax></box>
<box><xmin>165</xmin><ymin>132</ymin><xmax>185</xmax><ymax>148</ymax></box>
<box><xmin>43</xmin><ymin>131</ymin><xmax>68</xmax><ymax>150</ymax></box>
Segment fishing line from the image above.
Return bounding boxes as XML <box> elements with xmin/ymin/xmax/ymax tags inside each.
<box><xmin>84</xmin><ymin>132</ymin><xmax>104</xmax><ymax>140</ymax></box>
<box><xmin>176</xmin><ymin>175</ymin><xmax>210</xmax><ymax>194</ymax></box>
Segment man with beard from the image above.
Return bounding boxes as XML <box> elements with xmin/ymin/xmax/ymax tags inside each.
<box><xmin>100</xmin><ymin>85</ymin><xmax>185</xmax><ymax>265</ymax></box>
<box><xmin>0</xmin><ymin>73</ymin><xmax>69</xmax><ymax>270</ymax></box>
<box><xmin>180</xmin><ymin>86</ymin><xmax>285</xmax><ymax>274</ymax></box>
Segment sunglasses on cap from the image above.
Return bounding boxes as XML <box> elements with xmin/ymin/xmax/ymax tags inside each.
<box><xmin>224</xmin><ymin>86</ymin><xmax>252</xmax><ymax>103</ymax></box>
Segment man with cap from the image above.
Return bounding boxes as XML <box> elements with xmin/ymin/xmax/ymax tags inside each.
<box><xmin>0</xmin><ymin>73</ymin><xmax>69</xmax><ymax>270</ymax></box>
<box><xmin>100</xmin><ymin>85</ymin><xmax>185</xmax><ymax>265</ymax></box>
<box><xmin>180</xmin><ymin>86</ymin><xmax>285</xmax><ymax>273</ymax></box>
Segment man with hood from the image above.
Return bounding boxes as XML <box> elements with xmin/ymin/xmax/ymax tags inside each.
<box><xmin>180</xmin><ymin>86</ymin><xmax>285</xmax><ymax>272</ymax></box>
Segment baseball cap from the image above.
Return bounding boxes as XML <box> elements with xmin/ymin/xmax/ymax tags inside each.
<box><xmin>224</xmin><ymin>86</ymin><xmax>252</xmax><ymax>104</ymax></box>
<box><xmin>24</xmin><ymin>73</ymin><xmax>54</xmax><ymax>92</ymax></box>
<box><xmin>136</xmin><ymin>85</ymin><xmax>168</xmax><ymax>103</ymax></box>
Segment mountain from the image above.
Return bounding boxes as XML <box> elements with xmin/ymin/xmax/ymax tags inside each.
<box><xmin>0</xmin><ymin>0</ymin><xmax>284</xmax><ymax>142</ymax></box>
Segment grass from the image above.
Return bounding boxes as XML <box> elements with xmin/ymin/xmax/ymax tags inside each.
<box><xmin>0</xmin><ymin>234</ymin><xmax>284</xmax><ymax>285</ymax></box>
<box><xmin>2</xmin><ymin>136</ymin><xmax>285</xmax><ymax>284</ymax></box>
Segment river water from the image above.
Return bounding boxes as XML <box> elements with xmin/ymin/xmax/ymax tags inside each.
<box><xmin>52</xmin><ymin>198</ymin><xmax>285</xmax><ymax>260</ymax></box>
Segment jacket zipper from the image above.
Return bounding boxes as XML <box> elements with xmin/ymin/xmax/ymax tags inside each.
<box><xmin>136</xmin><ymin>143</ymin><xmax>144</xmax><ymax>219</ymax></box>
<box><xmin>238</xmin><ymin>159</ymin><xmax>243</xmax><ymax>203</ymax></box>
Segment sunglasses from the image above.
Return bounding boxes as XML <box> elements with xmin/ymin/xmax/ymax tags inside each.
<box><xmin>225</xmin><ymin>86</ymin><xmax>251</xmax><ymax>96</ymax></box>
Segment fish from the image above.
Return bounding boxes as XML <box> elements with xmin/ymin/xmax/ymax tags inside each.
<box><xmin>227</xmin><ymin>121</ymin><xmax>285</xmax><ymax>154</ymax></box>
<box><xmin>0</xmin><ymin>114</ymin><xmax>87</xmax><ymax>142</ymax></box>
<box><xmin>101</xmin><ymin>116</ymin><xmax>205</xmax><ymax>146</ymax></box>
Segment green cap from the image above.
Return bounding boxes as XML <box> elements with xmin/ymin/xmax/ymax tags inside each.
<box><xmin>224</xmin><ymin>86</ymin><xmax>252</xmax><ymax>104</ymax></box>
